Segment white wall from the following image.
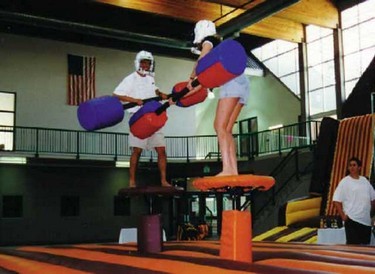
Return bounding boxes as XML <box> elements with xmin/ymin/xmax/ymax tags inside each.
<box><xmin>242</xmin><ymin>73</ymin><xmax>301</xmax><ymax>131</ymax></box>
<box><xmin>0</xmin><ymin>33</ymin><xmax>300</xmax><ymax>137</ymax></box>
<box><xmin>0</xmin><ymin>33</ymin><xmax>197</xmax><ymax>136</ymax></box>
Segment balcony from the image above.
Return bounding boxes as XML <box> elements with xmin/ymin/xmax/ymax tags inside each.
<box><xmin>0</xmin><ymin>121</ymin><xmax>320</xmax><ymax>163</ymax></box>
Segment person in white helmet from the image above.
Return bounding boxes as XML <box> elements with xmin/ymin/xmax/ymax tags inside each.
<box><xmin>113</xmin><ymin>50</ymin><xmax>171</xmax><ymax>188</ymax></box>
<box><xmin>185</xmin><ymin>19</ymin><xmax>250</xmax><ymax>176</ymax></box>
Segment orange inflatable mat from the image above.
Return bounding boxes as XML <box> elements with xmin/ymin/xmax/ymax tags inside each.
<box><xmin>193</xmin><ymin>174</ymin><xmax>275</xmax><ymax>192</ymax></box>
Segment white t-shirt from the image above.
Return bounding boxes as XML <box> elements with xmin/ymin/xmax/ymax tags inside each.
<box><xmin>333</xmin><ymin>175</ymin><xmax>375</xmax><ymax>226</ymax></box>
<box><xmin>113</xmin><ymin>72</ymin><xmax>158</xmax><ymax>113</ymax></box>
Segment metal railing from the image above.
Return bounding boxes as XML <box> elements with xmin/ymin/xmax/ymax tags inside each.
<box><xmin>252</xmin><ymin>146</ymin><xmax>312</xmax><ymax>222</ymax></box>
<box><xmin>0</xmin><ymin>120</ymin><xmax>320</xmax><ymax>161</ymax></box>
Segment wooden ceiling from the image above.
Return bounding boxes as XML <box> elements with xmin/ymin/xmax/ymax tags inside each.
<box><xmin>0</xmin><ymin>0</ymin><xmax>345</xmax><ymax>58</ymax></box>
<box><xmin>96</xmin><ymin>0</ymin><xmax>339</xmax><ymax>43</ymax></box>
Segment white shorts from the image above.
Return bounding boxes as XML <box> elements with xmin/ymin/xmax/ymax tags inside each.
<box><xmin>219</xmin><ymin>73</ymin><xmax>250</xmax><ymax>105</ymax></box>
<box><xmin>129</xmin><ymin>129</ymin><xmax>166</xmax><ymax>150</ymax></box>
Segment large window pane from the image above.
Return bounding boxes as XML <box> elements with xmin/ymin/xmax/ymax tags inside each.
<box><xmin>278</xmin><ymin>51</ymin><xmax>297</xmax><ymax>76</ymax></box>
<box><xmin>360</xmin><ymin>47</ymin><xmax>375</xmax><ymax>72</ymax></box>
<box><xmin>310</xmin><ymin>89</ymin><xmax>324</xmax><ymax>115</ymax></box>
<box><xmin>0</xmin><ymin>92</ymin><xmax>16</xmax><ymax>151</ymax></box>
<box><xmin>264</xmin><ymin>59</ymin><xmax>278</xmax><ymax>74</ymax></box>
<box><xmin>262</xmin><ymin>42</ymin><xmax>277</xmax><ymax>60</ymax></box>
<box><xmin>359</xmin><ymin>0</ymin><xmax>375</xmax><ymax>22</ymax></box>
<box><xmin>342</xmin><ymin>0</ymin><xmax>375</xmax><ymax>98</ymax></box>
<box><xmin>344</xmin><ymin>53</ymin><xmax>361</xmax><ymax>81</ymax></box>
<box><xmin>306</xmin><ymin>24</ymin><xmax>334</xmax><ymax>115</ymax></box>
<box><xmin>252</xmin><ymin>40</ymin><xmax>300</xmax><ymax>97</ymax></box>
<box><xmin>0</xmin><ymin>113</ymin><xmax>14</xmax><ymax>126</ymax></box>
<box><xmin>281</xmin><ymin>73</ymin><xmax>300</xmax><ymax>96</ymax></box>
<box><xmin>342</xmin><ymin>5</ymin><xmax>358</xmax><ymax>28</ymax></box>
<box><xmin>343</xmin><ymin>26</ymin><xmax>360</xmax><ymax>55</ymax></box>
<box><xmin>0</xmin><ymin>93</ymin><xmax>15</xmax><ymax>111</ymax></box>
<box><xmin>306</xmin><ymin>25</ymin><xmax>321</xmax><ymax>42</ymax></box>
<box><xmin>321</xmin><ymin>36</ymin><xmax>334</xmax><ymax>62</ymax></box>
<box><xmin>308</xmin><ymin>64</ymin><xmax>323</xmax><ymax>90</ymax></box>
<box><xmin>252</xmin><ymin>48</ymin><xmax>261</xmax><ymax>58</ymax></box>
<box><xmin>306</xmin><ymin>25</ymin><xmax>331</xmax><ymax>42</ymax></box>
<box><xmin>359</xmin><ymin>19</ymin><xmax>375</xmax><ymax>48</ymax></box>
<box><xmin>322</xmin><ymin>61</ymin><xmax>335</xmax><ymax>86</ymax></box>
<box><xmin>345</xmin><ymin>79</ymin><xmax>357</xmax><ymax>99</ymax></box>
<box><xmin>307</xmin><ymin>41</ymin><xmax>322</xmax><ymax>66</ymax></box>
<box><xmin>324</xmin><ymin>86</ymin><xmax>336</xmax><ymax>112</ymax></box>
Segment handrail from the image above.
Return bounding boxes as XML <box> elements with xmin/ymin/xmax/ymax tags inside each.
<box><xmin>0</xmin><ymin>120</ymin><xmax>320</xmax><ymax>162</ymax></box>
<box><xmin>252</xmin><ymin>145</ymin><xmax>314</xmax><ymax>220</ymax></box>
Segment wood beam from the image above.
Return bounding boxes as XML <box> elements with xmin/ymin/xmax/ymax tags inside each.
<box><xmin>217</xmin><ymin>0</ymin><xmax>300</xmax><ymax>37</ymax></box>
<box><xmin>95</xmin><ymin>0</ymin><xmax>245</xmax><ymax>23</ymax></box>
<box><xmin>202</xmin><ymin>0</ymin><xmax>266</xmax><ymax>9</ymax></box>
<box><xmin>242</xmin><ymin>16</ymin><xmax>304</xmax><ymax>43</ymax></box>
<box><xmin>96</xmin><ymin>0</ymin><xmax>308</xmax><ymax>43</ymax></box>
<box><xmin>276</xmin><ymin>0</ymin><xmax>339</xmax><ymax>28</ymax></box>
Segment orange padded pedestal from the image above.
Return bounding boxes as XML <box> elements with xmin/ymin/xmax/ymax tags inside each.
<box><xmin>193</xmin><ymin>174</ymin><xmax>275</xmax><ymax>192</ymax></box>
<box><xmin>192</xmin><ymin>175</ymin><xmax>275</xmax><ymax>264</ymax></box>
<box><xmin>220</xmin><ymin>210</ymin><xmax>252</xmax><ymax>262</ymax></box>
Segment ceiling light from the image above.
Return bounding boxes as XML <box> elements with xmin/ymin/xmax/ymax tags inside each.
<box><xmin>116</xmin><ymin>161</ymin><xmax>130</xmax><ymax>168</ymax></box>
<box><xmin>0</xmin><ymin>157</ymin><xmax>27</xmax><ymax>164</ymax></box>
<box><xmin>268</xmin><ymin>124</ymin><xmax>283</xmax><ymax>130</ymax></box>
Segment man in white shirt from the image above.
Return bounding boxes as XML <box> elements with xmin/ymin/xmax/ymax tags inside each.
<box><xmin>113</xmin><ymin>51</ymin><xmax>170</xmax><ymax>188</ymax></box>
<box><xmin>333</xmin><ymin>157</ymin><xmax>375</xmax><ymax>244</ymax></box>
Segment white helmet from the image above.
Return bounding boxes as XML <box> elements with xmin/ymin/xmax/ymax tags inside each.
<box><xmin>134</xmin><ymin>50</ymin><xmax>154</xmax><ymax>76</ymax></box>
<box><xmin>193</xmin><ymin>20</ymin><xmax>216</xmax><ymax>44</ymax></box>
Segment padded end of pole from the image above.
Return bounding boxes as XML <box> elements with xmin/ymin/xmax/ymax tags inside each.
<box><xmin>77</xmin><ymin>96</ymin><xmax>124</xmax><ymax>131</ymax></box>
<box><xmin>129</xmin><ymin>101</ymin><xmax>168</xmax><ymax>139</ymax></box>
<box><xmin>172</xmin><ymin>81</ymin><xmax>208</xmax><ymax>107</ymax></box>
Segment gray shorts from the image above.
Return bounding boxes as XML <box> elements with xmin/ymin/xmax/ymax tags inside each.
<box><xmin>219</xmin><ymin>74</ymin><xmax>250</xmax><ymax>105</ymax></box>
<box><xmin>129</xmin><ymin>130</ymin><xmax>166</xmax><ymax>150</ymax></box>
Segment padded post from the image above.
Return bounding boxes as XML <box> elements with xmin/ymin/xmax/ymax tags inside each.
<box><xmin>220</xmin><ymin>210</ymin><xmax>252</xmax><ymax>262</ymax></box>
<box><xmin>137</xmin><ymin>214</ymin><xmax>163</xmax><ymax>254</ymax></box>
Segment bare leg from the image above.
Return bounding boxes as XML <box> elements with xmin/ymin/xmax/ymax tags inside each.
<box><xmin>214</xmin><ymin>98</ymin><xmax>243</xmax><ymax>176</ymax></box>
<box><xmin>155</xmin><ymin>146</ymin><xmax>171</xmax><ymax>187</ymax></box>
<box><xmin>226</xmin><ymin>102</ymin><xmax>244</xmax><ymax>175</ymax></box>
<box><xmin>129</xmin><ymin>147</ymin><xmax>142</xmax><ymax>187</ymax></box>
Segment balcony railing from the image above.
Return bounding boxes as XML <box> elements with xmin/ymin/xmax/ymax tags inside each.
<box><xmin>0</xmin><ymin>120</ymin><xmax>320</xmax><ymax>162</ymax></box>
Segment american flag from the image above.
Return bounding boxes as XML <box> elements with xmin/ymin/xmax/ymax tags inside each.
<box><xmin>67</xmin><ymin>54</ymin><xmax>96</xmax><ymax>105</ymax></box>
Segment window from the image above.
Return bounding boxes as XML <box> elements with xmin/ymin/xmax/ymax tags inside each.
<box><xmin>0</xmin><ymin>91</ymin><xmax>16</xmax><ymax>151</ymax></box>
<box><xmin>238</xmin><ymin>117</ymin><xmax>258</xmax><ymax>157</ymax></box>
<box><xmin>306</xmin><ymin>25</ymin><xmax>336</xmax><ymax>116</ymax></box>
<box><xmin>342</xmin><ymin>0</ymin><xmax>375</xmax><ymax>98</ymax></box>
<box><xmin>252</xmin><ymin>40</ymin><xmax>300</xmax><ymax>96</ymax></box>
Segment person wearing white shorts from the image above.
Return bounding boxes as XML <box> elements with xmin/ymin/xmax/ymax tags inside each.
<box><xmin>128</xmin><ymin>130</ymin><xmax>165</xmax><ymax>151</ymax></box>
<box><xmin>183</xmin><ymin>20</ymin><xmax>250</xmax><ymax>176</ymax></box>
<box><xmin>219</xmin><ymin>73</ymin><xmax>250</xmax><ymax>105</ymax></box>
<box><xmin>113</xmin><ymin>50</ymin><xmax>171</xmax><ymax>188</ymax></box>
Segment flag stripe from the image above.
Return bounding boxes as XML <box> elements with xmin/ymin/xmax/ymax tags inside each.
<box><xmin>67</xmin><ymin>54</ymin><xmax>96</xmax><ymax>105</ymax></box>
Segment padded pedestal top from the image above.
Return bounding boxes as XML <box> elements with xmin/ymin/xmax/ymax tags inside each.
<box><xmin>193</xmin><ymin>174</ymin><xmax>275</xmax><ymax>192</ymax></box>
<box><xmin>118</xmin><ymin>186</ymin><xmax>184</xmax><ymax>197</ymax></box>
